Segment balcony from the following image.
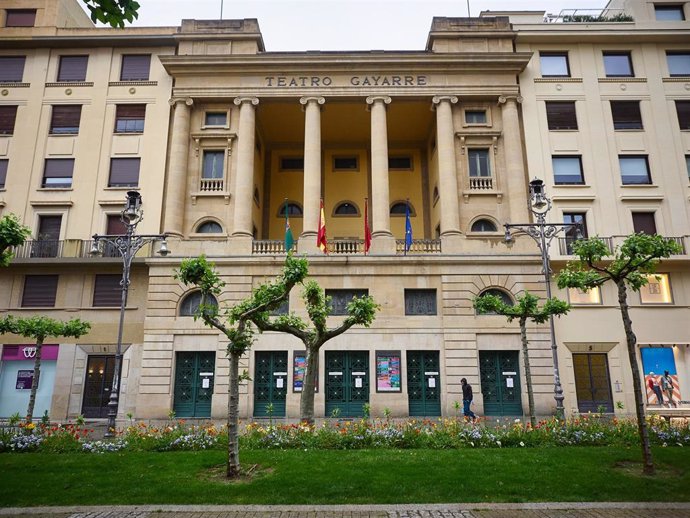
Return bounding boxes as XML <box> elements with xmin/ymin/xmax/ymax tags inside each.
<box><xmin>199</xmin><ymin>178</ymin><xmax>224</xmax><ymax>192</ymax></box>
<box><xmin>13</xmin><ymin>240</ymin><xmax>64</xmax><ymax>259</ymax></box>
<box><xmin>557</xmin><ymin>236</ymin><xmax>688</xmax><ymax>256</ymax></box>
<box><xmin>469</xmin><ymin>177</ymin><xmax>493</xmax><ymax>191</ymax></box>
<box><xmin>544</xmin><ymin>9</ymin><xmax>633</xmax><ymax>23</ymax></box>
<box><xmin>252</xmin><ymin>239</ymin><xmax>442</xmax><ymax>256</ymax></box>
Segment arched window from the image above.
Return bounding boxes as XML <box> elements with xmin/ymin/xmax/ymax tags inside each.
<box><xmin>471</xmin><ymin>219</ymin><xmax>498</xmax><ymax>232</ymax></box>
<box><xmin>333</xmin><ymin>201</ymin><xmax>359</xmax><ymax>216</ymax></box>
<box><xmin>196</xmin><ymin>221</ymin><xmax>223</xmax><ymax>234</ymax></box>
<box><xmin>390</xmin><ymin>201</ymin><xmax>414</xmax><ymax>216</ymax></box>
<box><xmin>278</xmin><ymin>202</ymin><xmax>303</xmax><ymax>217</ymax></box>
<box><xmin>179</xmin><ymin>291</ymin><xmax>218</xmax><ymax>317</ymax></box>
<box><xmin>476</xmin><ymin>288</ymin><xmax>514</xmax><ymax>314</ymax></box>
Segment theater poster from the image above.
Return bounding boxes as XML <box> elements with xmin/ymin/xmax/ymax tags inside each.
<box><xmin>640</xmin><ymin>347</ymin><xmax>681</xmax><ymax>405</ymax></box>
<box><xmin>376</xmin><ymin>352</ymin><xmax>401</xmax><ymax>392</ymax></box>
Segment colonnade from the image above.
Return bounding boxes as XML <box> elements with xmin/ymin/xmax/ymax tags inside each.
<box><xmin>163</xmin><ymin>94</ymin><xmax>527</xmax><ymax>254</ymax></box>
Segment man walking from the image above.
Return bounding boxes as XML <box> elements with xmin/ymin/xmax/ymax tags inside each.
<box><xmin>461</xmin><ymin>377</ymin><xmax>477</xmax><ymax>422</ymax></box>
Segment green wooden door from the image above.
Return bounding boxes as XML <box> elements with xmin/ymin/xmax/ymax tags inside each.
<box><xmin>479</xmin><ymin>351</ymin><xmax>522</xmax><ymax>416</ymax></box>
<box><xmin>407</xmin><ymin>351</ymin><xmax>441</xmax><ymax>416</ymax></box>
<box><xmin>253</xmin><ymin>351</ymin><xmax>288</xmax><ymax>417</ymax></box>
<box><xmin>325</xmin><ymin>351</ymin><xmax>369</xmax><ymax>417</ymax></box>
<box><xmin>173</xmin><ymin>352</ymin><xmax>215</xmax><ymax>418</ymax></box>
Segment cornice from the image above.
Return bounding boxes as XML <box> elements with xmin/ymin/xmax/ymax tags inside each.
<box><xmin>514</xmin><ymin>27</ymin><xmax>690</xmax><ymax>44</ymax></box>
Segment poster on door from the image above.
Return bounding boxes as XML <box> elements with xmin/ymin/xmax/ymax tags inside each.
<box><xmin>640</xmin><ymin>347</ymin><xmax>681</xmax><ymax>406</ymax></box>
<box><xmin>376</xmin><ymin>352</ymin><xmax>401</xmax><ymax>392</ymax></box>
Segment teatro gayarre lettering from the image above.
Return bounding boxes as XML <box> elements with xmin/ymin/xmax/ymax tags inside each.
<box><xmin>265</xmin><ymin>75</ymin><xmax>428</xmax><ymax>87</ymax></box>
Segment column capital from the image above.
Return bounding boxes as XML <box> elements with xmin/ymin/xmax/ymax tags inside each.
<box><xmin>431</xmin><ymin>96</ymin><xmax>458</xmax><ymax>109</ymax></box>
<box><xmin>234</xmin><ymin>96</ymin><xmax>259</xmax><ymax>107</ymax></box>
<box><xmin>498</xmin><ymin>95</ymin><xmax>523</xmax><ymax>105</ymax></box>
<box><xmin>168</xmin><ymin>97</ymin><xmax>193</xmax><ymax>107</ymax></box>
<box><xmin>300</xmin><ymin>96</ymin><xmax>325</xmax><ymax>106</ymax></box>
<box><xmin>366</xmin><ymin>95</ymin><xmax>392</xmax><ymax>106</ymax></box>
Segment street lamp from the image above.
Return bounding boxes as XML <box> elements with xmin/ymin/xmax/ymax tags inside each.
<box><xmin>91</xmin><ymin>191</ymin><xmax>169</xmax><ymax>437</ymax></box>
<box><xmin>504</xmin><ymin>178</ymin><xmax>582</xmax><ymax>419</ymax></box>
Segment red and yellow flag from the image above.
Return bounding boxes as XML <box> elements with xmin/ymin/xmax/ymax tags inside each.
<box><xmin>364</xmin><ymin>198</ymin><xmax>371</xmax><ymax>255</ymax></box>
<box><xmin>317</xmin><ymin>199</ymin><xmax>328</xmax><ymax>254</ymax></box>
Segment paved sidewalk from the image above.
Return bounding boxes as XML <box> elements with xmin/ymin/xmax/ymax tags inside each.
<box><xmin>2</xmin><ymin>503</ymin><xmax>690</xmax><ymax>518</ymax></box>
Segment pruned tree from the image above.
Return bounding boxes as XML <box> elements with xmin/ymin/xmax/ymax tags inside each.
<box><xmin>251</xmin><ymin>279</ymin><xmax>379</xmax><ymax>425</ymax></box>
<box><xmin>474</xmin><ymin>292</ymin><xmax>570</xmax><ymax>427</ymax></box>
<box><xmin>176</xmin><ymin>254</ymin><xmax>308</xmax><ymax>478</ymax></box>
<box><xmin>557</xmin><ymin>233</ymin><xmax>682</xmax><ymax>475</ymax></box>
<box><xmin>82</xmin><ymin>0</ymin><xmax>140</xmax><ymax>27</ymax></box>
<box><xmin>0</xmin><ymin>214</ymin><xmax>31</xmax><ymax>267</ymax></box>
<box><xmin>0</xmin><ymin>316</ymin><xmax>91</xmax><ymax>423</ymax></box>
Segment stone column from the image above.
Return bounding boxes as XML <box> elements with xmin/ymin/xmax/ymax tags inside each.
<box><xmin>299</xmin><ymin>96</ymin><xmax>325</xmax><ymax>254</ymax></box>
<box><xmin>231</xmin><ymin>97</ymin><xmax>259</xmax><ymax>253</ymax></box>
<box><xmin>432</xmin><ymin>95</ymin><xmax>462</xmax><ymax>253</ymax></box>
<box><xmin>366</xmin><ymin>95</ymin><xmax>396</xmax><ymax>254</ymax></box>
<box><xmin>163</xmin><ymin>97</ymin><xmax>193</xmax><ymax>237</ymax></box>
<box><xmin>499</xmin><ymin>95</ymin><xmax>529</xmax><ymax>224</ymax></box>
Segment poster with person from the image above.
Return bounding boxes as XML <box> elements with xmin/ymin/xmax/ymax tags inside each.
<box><xmin>640</xmin><ymin>347</ymin><xmax>681</xmax><ymax>406</ymax></box>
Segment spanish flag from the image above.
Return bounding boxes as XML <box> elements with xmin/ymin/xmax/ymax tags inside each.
<box><xmin>317</xmin><ymin>199</ymin><xmax>328</xmax><ymax>254</ymax></box>
<box><xmin>364</xmin><ymin>198</ymin><xmax>371</xmax><ymax>255</ymax></box>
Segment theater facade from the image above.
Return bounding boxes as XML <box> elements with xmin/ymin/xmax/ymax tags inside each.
<box><xmin>0</xmin><ymin>0</ymin><xmax>688</xmax><ymax>422</ymax></box>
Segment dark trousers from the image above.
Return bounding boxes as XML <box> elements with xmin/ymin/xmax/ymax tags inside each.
<box><xmin>463</xmin><ymin>399</ymin><xmax>476</xmax><ymax>420</ymax></box>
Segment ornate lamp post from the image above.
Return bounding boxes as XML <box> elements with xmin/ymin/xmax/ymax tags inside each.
<box><xmin>504</xmin><ymin>179</ymin><xmax>582</xmax><ymax>418</ymax></box>
<box><xmin>91</xmin><ymin>191</ymin><xmax>169</xmax><ymax>437</ymax></box>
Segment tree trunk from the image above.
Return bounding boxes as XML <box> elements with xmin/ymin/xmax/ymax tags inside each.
<box><xmin>299</xmin><ymin>343</ymin><xmax>319</xmax><ymax>425</ymax></box>
<box><xmin>617</xmin><ymin>280</ymin><xmax>654</xmax><ymax>476</ymax></box>
<box><xmin>26</xmin><ymin>337</ymin><xmax>44</xmax><ymax>423</ymax></box>
<box><xmin>226</xmin><ymin>349</ymin><xmax>241</xmax><ymax>479</ymax></box>
<box><xmin>520</xmin><ymin>318</ymin><xmax>536</xmax><ymax>428</ymax></box>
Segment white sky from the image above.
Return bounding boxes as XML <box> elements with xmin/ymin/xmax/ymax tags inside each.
<box><xmin>90</xmin><ymin>0</ymin><xmax>610</xmax><ymax>51</ymax></box>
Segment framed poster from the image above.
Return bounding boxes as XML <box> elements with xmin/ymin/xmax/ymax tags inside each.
<box><xmin>16</xmin><ymin>370</ymin><xmax>34</xmax><ymax>390</ymax></box>
<box><xmin>640</xmin><ymin>347</ymin><xmax>681</xmax><ymax>405</ymax></box>
<box><xmin>293</xmin><ymin>351</ymin><xmax>318</xmax><ymax>393</ymax></box>
<box><xmin>376</xmin><ymin>351</ymin><xmax>401</xmax><ymax>392</ymax></box>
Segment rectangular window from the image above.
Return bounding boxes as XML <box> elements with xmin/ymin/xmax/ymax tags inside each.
<box><xmin>568</xmin><ymin>287</ymin><xmax>602</xmax><ymax>305</ymax></box>
<box><xmin>0</xmin><ymin>105</ymin><xmax>18</xmax><ymax>134</ymax></box>
<box><xmin>280</xmin><ymin>156</ymin><xmax>304</xmax><ymax>171</ymax></box>
<box><xmin>202</xmin><ymin>151</ymin><xmax>224</xmax><ymax>179</ymax></box>
<box><xmin>115</xmin><ymin>104</ymin><xmax>145</xmax><ymax>133</ymax></box>
<box><xmin>57</xmin><ymin>55</ymin><xmax>88</xmax><ymax>82</ymax></box>
<box><xmin>619</xmin><ymin>155</ymin><xmax>652</xmax><ymax>185</ymax></box>
<box><xmin>686</xmin><ymin>155</ymin><xmax>690</xmax><ymax>179</ymax></box>
<box><xmin>33</xmin><ymin>215</ymin><xmax>62</xmax><ymax>258</ymax></box>
<box><xmin>666</xmin><ymin>52</ymin><xmax>690</xmax><ymax>76</ymax></box>
<box><xmin>632</xmin><ymin>212</ymin><xmax>657</xmax><ymax>234</ymax></box>
<box><xmin>0</xmin><ymin>159</ymin><xmax>8</xmax><ymax>188</ymax></box>
<box><xmin>545</xmin><ymin>101</ymin><xmax>577</xmax><ymax>130</ymax></box>
<box><xmin>676</xmin><ymin>101</ymin><xmax>690</xmax><ymax>130</ymax></box>
<box><xmin>42</xmin><ymin>158</ymin><xmax>74</xmax><ymax>188</ymax></box>
<box><xmin>655</xmin><ymin>4</ymin><xmax>685</xmax><ymax>20</ymax></box>
<box><xmin>204</xmin><ymin>112</ymin><xmax>227</xmax><ymax>126</ymax></box>
<box><xmin>465</xmin><ymin>110</ymin><xmax>487</xmax><ymax>124</ymax></box>
<box><xmin>269</xmin><ymin>299</ymin><xmax>289</xmax><ymax>316</ymax></box>
<box><xmin>120</xmin><ymin>55</ymin><xmax>151</xmax><ymax>81</ymax></box>
<box><xmin>563</xmin><ymin>212</ymin><xmax>587</xmax><ymax>254</ymax></box>
<box><xmin>389</xmin><ymin>156</ymin><xmax>412</xmax><ymax>170</ymax></box>
<box><xmin>404</xmin><ymin>289</ymin><xmax>437</xmax><ymax>315</ymax></box>
<box><xmin>106</xmin><ymin>214</ymin><xmax>127</xmax><ymax>234</ymax></box>
<box><xmin>540</xmin><ymin>52</ymin><xmax>570</xmax><ymax>77</ymax></box>
<box><xmin>21</xmin><ymin>275</ymin><xmax>58</xmax><ymax>307</ymax></box>
<box><xmin>49</xmin><ymin>105</ymin><xmax>81</xmax><ymax>135</ymax></box>
<box><xmin>93</xmin><ymin>274</ymin><xmax>122</xmax><ymax>307</ymax></box>
<box><xmin>0</xmin><ymin>56</ymin><xmax>25</xmax><ymax>82</ymax></box>
<box><xmin>325</xmin><ymin>289</ymin><xmax>368</xmax><ymax>316</ymax></box>
<box><xmin>108</xmin><ymin>158</ymin><xmax>140</xmax><ymax>187</ymax></box>
<box><xmin>611</xmin><ymin>101</ymin><xmax>643</xmax><ymax>130</ymax></box>
<box><xmin>552</xmin><ymin>156</ymin><xmax>584</xmax><ymax>185</ymax></box>
<box><xmin>640</xmin><ymin>273</ymin><xmax>673</xmax><ymax>304</ymax></box>
<box><xmin>333</xmin><ymin>156</ymin><xmax>359</xmax><ymax>171</ymax></box>
<box><xmin>5</xmin><ymin>9</ymin><xmax>36</xmax><ymax>27</ymax></box>
<box><xmin>468</xmin><ymin>149</ymin><xmax>491</xmax><ymax>177</ymax></box>
<box><xmin>603</xmin><ymin>52</ymin><xmax>634</xmax><ymax>77</ymax></box>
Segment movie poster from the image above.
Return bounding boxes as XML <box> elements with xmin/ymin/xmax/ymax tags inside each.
<box><xmin>376</xmin><ymin>353</ymin><xmax>401</xmax><ymax>392</ymax></box>
<box><xmin>640</xmin><ymin>347</ymin><xmax>681</xmax><ymax>406</ymax></box>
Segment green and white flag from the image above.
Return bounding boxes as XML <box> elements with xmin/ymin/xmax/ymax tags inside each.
<box><xmin>284</xmin><ymin>201</ymin><xmax>294</xmax><ymax>252</ymax></box>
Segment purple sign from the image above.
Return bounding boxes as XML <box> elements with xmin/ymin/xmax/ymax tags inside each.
<box><xmin>1</xmin><ymin>345</ymin><xmax>60</xmax><ymax>361</ymax></box>
<box><xmin>15</xmin><ymin>370</ymin><xmax>34</xmax><ymax>390</ymax></box>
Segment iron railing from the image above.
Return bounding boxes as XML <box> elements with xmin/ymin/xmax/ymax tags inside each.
<box><xmin>13</xmin><ymin>240</ymin><xmax>64</xmax><ymax>258</ymax></box>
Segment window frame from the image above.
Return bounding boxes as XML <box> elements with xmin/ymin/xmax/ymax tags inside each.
<box><xmin>179</xmin><ymin>291</ymin><xmax>218</xmax><ymax>317</ymax></box>
<box><xmin>639</xmin><ymin>273</ymin><xmax>674</xmax><ymax>305</ymax></box>
<box><xmin>278</xmin><ymin>202</ymin><xmax>303</xmax><ymax>218</ymax></box>
<box><xmin>619</xmin><ymin>155</ymin><xmax>652</xmax><ymax>185</ymax></box>
<box><xmin>404</xmin><ymin>288</ymin><xmax>437</xmax><ymax>316</ymax></box>
<box><xmin>333</xmin><ymin>201</ymin><xmax>360</xmax><ymax>217</ymax></box>
<box><xmin>325</xmin><ymin>289</ymin><xmax>369</xmax><ymax>316</ymax></box>
<box><xmin>610</xmin><ymin>100</ymin><xmax>643</xmax><ymax>130</ymax></box>
<box><xmin>21</xmin><ymin>275</ymin><xmax>59</xmax><ymax>308</ymax></box>
<box><xmin>0</xmin><ymin>159</ymin><xmax>7</xmax><ymax>189</ymax></box>
<box><xmin>42</xmin><ymin>158</ymin><xmax>75</xmax><ymax>188</ymax></box>
<box><xmin>545</xmin><ymin>101</ymin><xmax>578</xmax><ymax>131</ymax></box>
<box><xmin>666</xmin><ymin>52</ymin><xmax>690</xmax><ymax>77</ymax></box>
<box><xmin>388</xmin><ymin>155</ymin><xmax>413</xmax><ymax>170</ymax></box>
<box><xmin>92</xmin><ymin>274</ymin><xmax>123</xmax><ymax>307</ymax></box>
<box><xmin>201</xmin><ymin>150</ymin><xmax>225</xmax><ymax>180</ymax></box>
<box><xmin>57</xmin><ymin>55</ymin><xmax>89</xmax><ymax>83</ymax></box>
<box><xmin>603</xmin><ymin>51</ymin><xmax>635</xmax><ymax>77</ymax></box>
<box><xmin>49</xmin><ymin>105</ymin><xmax>82</xmax><ymax>135</ymax></box>
<box><xmin>114</xmin><ymin>104</ymin><xmax>146</xmax><ymax>134</ymax></box>
<box><xmin>632</xmin><ymin>211</ymin><xmax>658</xmax><ymax>235</ymax></box>
<box><xmin>5</xmin><ymin>9</ymin><xmax>37</xmax><ymax>27</ymax></box>
<box><xmin>464</xmin><ymin>110</ymin><xmax>488</xmax><ymax>125</ymax></box>
<box><xmin>0</xmin><ymin>56</ymin><xmax>25</xmax><ymax>83</ymax></box>
<box><xmin>119</xmin><ymin>54</ymin><xmax>151</xmax><ymax>81</ymax></box>
<box><xmin>552</xmin><ymin>155</ymin><xmax>585</xmax><ymax>185</ymax></box>
<box><xmin>203</xmin><ymin>111</ymin><xmax>228</xmax><ymax>128</ymax></box>
<box><xmin>567</xmin><ymin>286</ymin><xmax>602</xmax><ymax>305</ymax></box>
<box><xmin>279</xmin><ymin>156</ymin><xmax>304</xmax><ymax>172</ymax></box>
<box><xmin>468</xmin><ymin>148</ymin><xmax>491</xmax><ymax>178</ymax></box>
<box><xmin>469</xmin><ymin>218</ymin><xmax>498</xmax><ymax>233</ymax></box>
<box><xmin>476</xmin><ymin>288</ymin><xmax>514</xmax><ymax>315</ymax></box>
<box><xmin>654</xmin><ymin>4</ymin><xmax>686</xmax><ymax>21</ymax></box>
<box><xmin>0</xmin><ymin>105</ymin><xmax>18</xmax><ymax>135</ymax></box>
<box><xmin>195</xmin><ymin>221</ymin><xmax>224</xmax><ymax>234</ymax></box>
<box><xmin>676</xmin><ymin>101</ymin><xmax>690</xmax><ymax>130</ymax></box>
<box><xmin>539</xmin><ymin>52</ymin><xmax>571</xmax><ymax>78</ymax></box>
<box><xmin>332</xmin><ymin>156</ymin><xmax>359</xmax><ymax>172</ymax></box>
<box><xmin>108</xmin><ymin>157</ymin><xmax>141</xmax><ymax>188</ymax></box>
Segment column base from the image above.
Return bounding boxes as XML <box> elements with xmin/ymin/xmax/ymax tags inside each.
<box><xmin>441</xmin><ymin>232</ymin><xmax>464</xmax><ymax>254</ymax></box>
<box><xmin>229</xmin><ymin>234</ymin><xmax>254</xmax><ymax>255</ymax></box>
<box><xmin>297</xmin><ymin>232</ymin><xmax>322</xmax><ymax>255</ymax></box>
<box><xmin>370</xmin><ymin>233</ymin><xmax>397</xmax><ymax>255</ymax></box>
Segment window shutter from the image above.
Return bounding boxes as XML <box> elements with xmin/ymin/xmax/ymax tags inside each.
<box><xmin>0</xmin><ymin>57</ymin><xmax>25</xmax><ymax>82</ymax></box>
<box><xmin>632</xmin><ymin>213</ymin><xmax>657</xmax><ymax>234</ymax></box>
<box><xmin>611</xmin><ymin>101</ymin><xmax>642</xmax><ymax>129</ymax></box>
<box><xmin>120</xmin><ymin>55</ymin><xmax>151</xmax><ymax>81</ymax></box>
<box><xmin>677</xmin><ymin>101</ymin><xmax>690</xmax><ymax>130</ymax></box>
<box><xmin>38</xmin><ymin>215</ymin><xmax>62</xmax><ymax>240</ymax></box>
<box><xmin>93</xmin><ymin>274</ymin><xmax>123</xmax><ymax>307</ymax></box>
<box><xmin>57</xmin><ymin>56</ymin><xmax>88</xmax><ymax>82</ymax></box>
<box><xmin>107</xmin><ymin>214</ymin><xmax>127</xmax><ymax>234</ymax></box>
<box><xmin>0</xmin><ymin>159</ymin><xmax>7</xmax><ymax>187</ymax></box>
<box><xmin>21</xmin><ymin>275</ymin><xmax>59</xmax><ymax>307</ymax></box>
<box><xmin>50</xmin><ymin>105</ymin><xmax>82</xmax><ymax>134</ymax></box>
<box><xmin>108</xmin><ymin>158</ymin><xmax>140</xmax><ymax>187</ymax></box>
<box><xmin>0</xmin><ymin>106</ymin><xmax>17</xmax><ymax>134</ymax></box>
<box><xmin>115</xmin><ymin>104</ymin><xmax>146</xmax><ymax>119</ymax></box>
<box><xmin>43</xmin><ymin>159</ymin><xmax>74</xmax><ymax>186</ymax></box>
<box><xmin>5</xmin><ymin>10</ymin><xmax>36</xmax><ymax>27</ymax></box>
<box><xmin>546</xmin><ymin>102</ymin><xmax>577</xmax><ymax>130</ymax></box>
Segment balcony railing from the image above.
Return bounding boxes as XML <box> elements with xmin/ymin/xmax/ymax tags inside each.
<box><xmin>469</xmin><ymin>176</ymin><xmax>493</xmax><ymax>190</ymax></box>
<box><xmin>13</xmin><ymin>240</ymin><xmax>64</xmax><ymax>259</ymax></box>
<box><xmin>252</xmin><ymin>240</ymin><xmax>292</xmax><ymax>255</ymax></box>
<box><xmin>396</xmin><ymin>239</ymin><xmax>442</xmax><ymax>254</ymax></box>
<box><xmin>544</xmin><ymin>9</ymin><xmax>632</xmax><ymax>23</ymax></box>
<box><xmin>251</xmin><ymin>239</ymin><xmax>442</xmax><ymax>255</ymax></box>
<box><xmin>557</xmin><ymin>236</ymin><xmax>687</xmax><ymax>256</ymax></box>
<box><xmin>328</xmin><ymin>239</ymin><xmax>364</xmax><ymax>255</ymax></box>
<box><xmin>199</xmin><ymin>178</ymin><xmax>224</xmax><ymax>192</ymax></box>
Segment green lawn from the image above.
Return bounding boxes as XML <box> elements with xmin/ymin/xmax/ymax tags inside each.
<box><xmin>1</xmin><ymin>447</ymin><xmax>689</xmax><ymax>506</ymax></box>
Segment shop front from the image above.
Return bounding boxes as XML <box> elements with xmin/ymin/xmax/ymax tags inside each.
<box><xmin>0</xmin><ymin>345</ymin><xmax>59</xmax><ymax>418</ymax></box>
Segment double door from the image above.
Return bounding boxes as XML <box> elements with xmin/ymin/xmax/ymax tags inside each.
<box><xmin>479</xmin><ymin>351</ymin><xmax>523</xmax><ymax>416</ymax></box>
<box><xmin>173</xmin><ymin>352</ymin><xmax>215</xmax><ymax>418</ymax></box>
<box><xmin>573</xmin><ymin>353</ymin><xmax>614</xmax><ymax>413</ymax></box>
<box><xmin>325</xmin><ymin>351</ymin><xmax>369</xmax><ymax>417</ymax></box>
<box><xmin>81</xmin><ymin>355</ymin><xmax>117</xmax><ymax>418</ymax></box>
<box><xmin>407</xmin><ymin>351</ymin><xmax>441</xmax><ymax>416</ymax></box>
<box><xmin>253</xmin><ymin>351</ymin><xmax>288</xmax><ymax>417</ymax></box>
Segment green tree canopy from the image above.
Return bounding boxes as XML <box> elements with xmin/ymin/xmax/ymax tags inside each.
<box><xmin>0</xmin><ymin>214</ymin><xmax>31</xmax><ymax>267</ymax></box>
<box><xmin>82</xmin><ymin>0</ymin><xmax>140</xmax><ymax>28</ymax></box>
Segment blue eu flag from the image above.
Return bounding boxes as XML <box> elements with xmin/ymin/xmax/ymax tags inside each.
<box><xmin>405</xmin><ymin>202</ymin><xmax>413</xmax><ymax>254</ymax></box>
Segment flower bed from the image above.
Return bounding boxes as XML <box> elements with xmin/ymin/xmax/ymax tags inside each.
<box><xmin>1</xmin><ymin>415</ymin><xmax>688</xmax><ymax>454</ymax></box>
